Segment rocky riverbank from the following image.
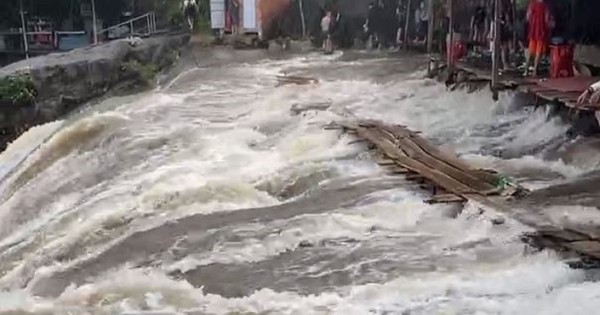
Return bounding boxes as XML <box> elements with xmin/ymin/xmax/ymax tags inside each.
<box><xmin>0</xmin><ymin>34</ymin><xmax>190</xmax><ymax>151</ymax></box>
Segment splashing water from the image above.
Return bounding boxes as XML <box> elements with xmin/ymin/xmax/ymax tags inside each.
<box><xmin>0</xmin><ymin>51</ymin><xmax>599</xmax><ymax>314</ymax></box>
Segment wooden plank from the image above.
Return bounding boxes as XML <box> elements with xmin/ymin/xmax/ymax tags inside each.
<box><xmin>387</xmin><ymin>125</ymin><xmax>500</xmax><ymax>185</ymax></box>
<box><xmin>426</xmin><ymin>194</ymin><xmax>465</xmax><ymax>204</ymax></box>
<box><xmin>376</xmin><ymin>125</ymin><xmax>497</xmax><ymax>192</ymax></box>
<box><xmin>564</xmin><ymin>241</ymin><xmax>600</xmax><ymax>259</ymax></box>
<box><xmin>330</xmin><ymin>119</ymin><xmax>600</xmax><ymax>262</ymax></box>
<box><xmin>390</xmin><ymin>166</ymin><xmax>411</xmax><ymax>174</ymax></box>
<box><xmin>537</xmin><ymin>228</ymin><xmax>591</xmax><ymax>242</ymax></box>
<box><xmin>355</xmin><ymin>127</ymin><xmax>479</xmax><ymax>195</ymax></box>
<box><xmin>405</xmin><ymin>173</ymin><xmax>424</xmax><ymax>180</ymax></box>
<box><xmin>376</xmin><ymin>159</ymin><xmax>397</xmax><ymax>166</ymax></box>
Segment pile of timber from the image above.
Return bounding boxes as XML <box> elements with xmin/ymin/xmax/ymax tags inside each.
<box><xmin>326</xmin><ymin>119</ymin><xmax>600</xmax><ymax>266</ymax></box>
<box><xmin>328</xmin><ymin>120</ymin><xmax>527</xmax><ymax>204</ymax></box>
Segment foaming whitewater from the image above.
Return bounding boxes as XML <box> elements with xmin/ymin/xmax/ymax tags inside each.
<box><xmin>0</xmin><ymin>51</ymin><xmax>599</xmax><ymax>314</ymax></box>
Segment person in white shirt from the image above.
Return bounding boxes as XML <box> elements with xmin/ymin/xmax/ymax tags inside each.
<box><xmin>321</xmin><ymin>12</ymin><xmax>332</xmax><ymax>35</ymax></box>
<box><xmin>321</xmin><ymin>11</ymin><xmax>332</xmax><ymax>49</ymax></box>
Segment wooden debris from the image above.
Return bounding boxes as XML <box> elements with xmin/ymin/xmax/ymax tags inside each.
<box><xmin>290</xmin><ymin>102</ymin><xmax>332</xmax><ymax>115</ymax></box>
<box><xmin>405</xmin><ymin>173</ymin><xmax>424</xmax><ymax>180</ymax></box>
<box><xmin>426</xmin><ymin>194</ymin><xmax>465</xmax><ymax>204</ymax></box>
<box><xmin>276</xmin><ymin>75</ymin><xmax>319</xmax><ymax>86</ymax></box>
<box><xmin>390</xmin><ymin>167</ymin><xmax>411</xmax><ymax>174</ymax></box>
<box><xmin>325</xmin><ymin>118</ymin><xmax>600</xmax><ymax>263</ymax></box>
<box><xmin>348</xmin><ymin>139</ymin><xmax>368</xmax><ymax>145</ymax></box>
<box><xmin>376</xmin><ymin>158</ymin><xmax>397</xmax><ymax>166</ymax></box>
<box><xmin>564</xmin><ymin>241</ymin><xmax>600</xmax><ymax>259</ymax></box>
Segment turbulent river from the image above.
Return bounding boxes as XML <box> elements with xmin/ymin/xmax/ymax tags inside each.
<box><xmin>2</xmin><ymin>50</ymin><xmax>600</xmax><ymax>314</ymax></box>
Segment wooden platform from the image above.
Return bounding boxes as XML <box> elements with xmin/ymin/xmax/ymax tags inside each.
<box><xmin>328</xmin><ymin>119</ymin><xmax>600</xmax><ymax>265</ymax></box>
<box><xmin>455</xmin><ymin>61</ymin><xmax>600</xmax><ymax>112</ymax></box>
<box><xmin>334</xmin><ymin>120</ymin><xmax>523</xmax><ymax>198</ymax></box>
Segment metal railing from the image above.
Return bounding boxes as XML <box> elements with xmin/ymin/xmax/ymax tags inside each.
<box><xmin>0</xmin><ymin>12</ymin><xmax>158</xmax><ymax>58</ymax></box>
<box><xmin>97</xmin><ymin>12</ymin><xmax>157</xmax><ymax>39</ymax></box>
<box><xmin>0</xmin><ymin>31</ymin><xmax>87</xmax><ymax>53</ymax></box>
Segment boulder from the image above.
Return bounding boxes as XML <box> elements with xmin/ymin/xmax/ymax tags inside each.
<box><xmin>0</xmin><ymin>35</ymin><xmax>190</xmax><ymax>151</ymax></box>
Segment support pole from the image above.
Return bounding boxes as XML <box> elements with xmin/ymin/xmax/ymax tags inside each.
<box><xmin>491</xmin><ymin>0</ymin><xmax>500</xmax><ymax>100</ymax></box>
<box><xmin>426</xmin><ymin>0</ymin><xmax>434</xmax><ymax>54</ymax></box>
<box><xmin>299</xmin><ymin>0</ymin><xmax>307</xmax><ymax>38</ymax></box>
<box><xmin>447</xmin><ymin>0</ymin><xmax>453</xmax><ymax>69</ymax></box>
<box><xmin>19</xmin><ymin>0</ymin><xmax>29</xmax><ymax>59</ymax></box>
<box><xmin>92</xmin><ymin>0</ymin><xmax>98</xmax><ymax>44</ymax></box>
<box><xmin>511</xmin><ymin>0</ymin><xmax>517</xmax><ymax>53</ymax></box>
<box><xmin>404</xmin><ymin>0</ymin><xmax>412</xmax><ymax>50</ymax></box>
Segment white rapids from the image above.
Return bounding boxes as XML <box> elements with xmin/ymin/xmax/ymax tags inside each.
<box><xmin>1</xmin><ymin>50</ymin><xmax>600</xmax><ymax>314</ymax></box>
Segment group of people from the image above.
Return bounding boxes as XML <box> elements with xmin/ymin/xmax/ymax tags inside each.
<box><xmin>364</xmin><ymin>1</ymin><xmax>401</xmax><ymax>49</ymax></box>
<box><xmin>363</xmin><ymin>0</ymin><xmax>432</xmax><ymax>49</ymax></box>
<box><xmin>469</xmin><ymin>0</ymin><xmax>552</xmax><ymax>77</ymax></box>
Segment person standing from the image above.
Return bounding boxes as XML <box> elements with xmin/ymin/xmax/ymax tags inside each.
<box><xmin>321</xmin><ymin>11</ymin><xmax>332</xmax><ymax>51</ymax></box>
<box><xmin>183</xmin><ymin>0</ymin><xmax>198</xmax><ymax>31</ymax></box>
<box><xmin>396</xmin><ymin>2</ymin><xmax>406</xmax><ymax>46</ymax></box>
<box><xmin>419</xmin><ymin>0</ymin><xmax>431</xmax><ymax>43</ymax></box>
<box><xmin>470</xmin><ymin>0</ymin><xmax>487</xmax><ymax>45</ymax></box>
<box><xmin>523</xmin><ymin>0</ymin><xmax>550</xmax><ymax>76</ymax></box>
<box><xmin>231</xmin><ymin>0</ymin><xmax>241</xmax><ymax>35</ymax></box>
<box><xmin>414</xmin><ymin>2</ymin><xmax>423</xmax><ymax>42</ymax></box>
<box><xmin>489</xmin><ymin>0</ymin><xmax>513</xmax><ymax>70</ymax></box>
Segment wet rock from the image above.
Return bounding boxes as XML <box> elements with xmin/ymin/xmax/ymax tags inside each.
<box><xmin>298</xmin><ymin>240</ymin><xmax>314</xmax><ymax>248</ymax></box>
<box><xmin>491</xmin><ymin>215</ymin><xmax>506</xmax><ymax>225</ymax></box>
<box><xmin>0</xmin><ymin>35</ymin><xmax>189</xmax><ymax>152</ymax></box>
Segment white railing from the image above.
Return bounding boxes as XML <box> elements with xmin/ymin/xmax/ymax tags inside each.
<box><xmin>0</xmin><ymin>12</ymin><xmax>158</xmax><ymax>56</ymax></box>
<box><xmin>97</xmin><ymin>12</ymin><xmax>157</xmax><ymax>39</ymax></box>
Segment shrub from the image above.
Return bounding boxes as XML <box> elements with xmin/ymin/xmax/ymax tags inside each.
<box><xmin>121</xmin><ymin>60</ymin><xmax>158</xmax><ymax>87</ymax></box>
<box><xmin>0</xmin><ymin>74</ymin><xmax>37</xmax><ymax>106</ymax></box>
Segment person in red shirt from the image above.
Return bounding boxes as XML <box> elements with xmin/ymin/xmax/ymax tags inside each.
<box><xmin>523</xmin><ymin>0</ymin><xmax>550</xmax><ymax>77</ymax></box>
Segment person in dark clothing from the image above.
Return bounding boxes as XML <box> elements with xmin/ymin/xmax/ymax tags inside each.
<box><xmin>366</xmin><ymin>2</ymin><xmax>381</xmax><ymax>48</ymax></box>
<box><xmin>395</xmin><ymin>3</ymin><xmax>406</xmax><ymax>46</ymax></box>
<box><xmin>471</xmin><ymin>0</ymin><xmax>487</xmax><ymax>44</ymax></box>
<box><xmin>493</xmin><ymin>0</ymin><xmax>514</xmax><ymax>70</ymax></box>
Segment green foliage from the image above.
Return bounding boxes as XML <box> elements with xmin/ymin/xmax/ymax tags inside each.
<box><xmin>121</xmin><ymin>60</ymin><xmax>158</xmax><ymax>87</ymax></box>
<box><xmin>149</xmin><ymin>0</ymin><xmax>185</xmax><ymax>27</ymax></box>
<box><xmin>0</xmin><ymin>74</ymin><xmax>37</xmax><ymax>106</ymax></box>
<box><xmin>516</xmin><ymin>0</ymin><xmax>529</xmax><ymax>10</ymax></box>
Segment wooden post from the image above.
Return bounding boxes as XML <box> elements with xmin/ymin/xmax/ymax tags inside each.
<box><xmin>404</xmin><ymin>0</ymin><xmax>412</xmax><ymax>50</ymax></box>
<box><xmin>427</xmin><ymin>0</ymin><xmax>434</xmax><ymax>54</ymax></box>
<box><xmin>19</xmin><ymin>0</ymin><xmax>29</xmax><ymax>59</ymax></box>
<box><xmin>447</xmin><ymin>0</ymin><xmax>453</xmax><ymax>69</ymax></box>
<box><xmin>299</xmin><ymin>0</ymin><xmax>307</xmax><ymax>38</ymax></box>
<box><xmin>92</xmin><ymin>0</ymin><xmax>98</xmax><ymax>44</ymax></box>
<box><xmin>511</xmin><ymin>0</ymin><xmax>517</xmax><ymax>52</ymax></box>
<box><xmin>491</xmin><ymin>0</ymin><xmax>500</xmax><ymax>100</ymax></box>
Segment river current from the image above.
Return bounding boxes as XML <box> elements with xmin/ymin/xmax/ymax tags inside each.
<box><xmin>1</xmin><ymin>50</ymin><xmax>600</xmax><ymax>314</ymax></box>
